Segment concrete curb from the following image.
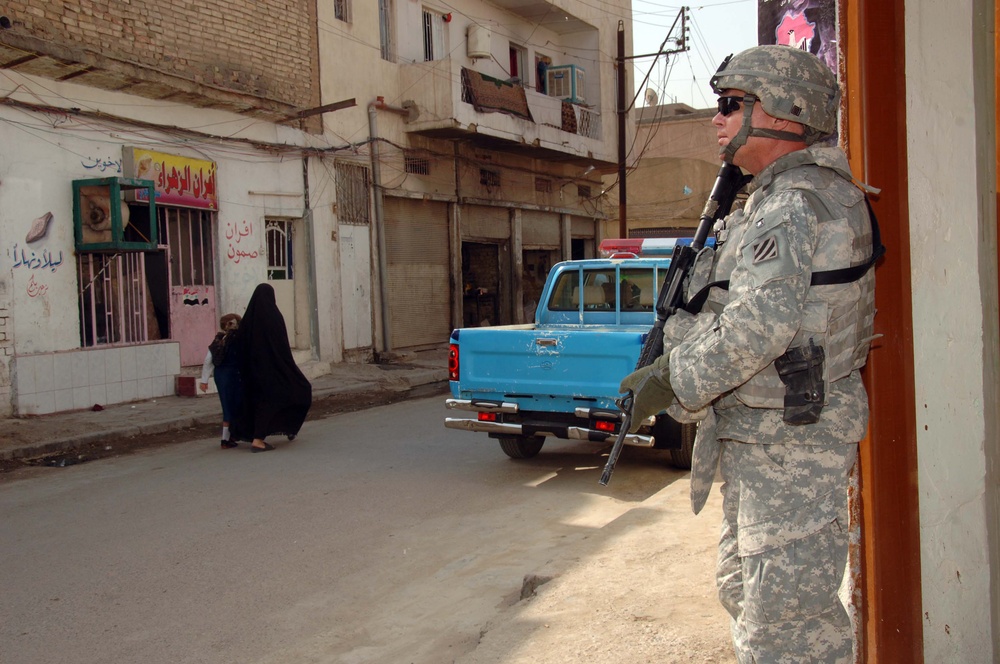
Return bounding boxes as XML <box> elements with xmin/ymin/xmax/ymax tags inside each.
<box><xmin>1</xmin><ymin>363</ymin><xmax>449</xmax><ymax>464</ymax></box>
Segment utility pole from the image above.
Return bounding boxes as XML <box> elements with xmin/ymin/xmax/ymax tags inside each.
<box><xmin>617</xmin><ymin>22</ymin><xmax>627</xmax><ymax>238</ymax></box>
<box><xmin>616</xmin><ymin>8</ymin><xmax>690</xmax><ymax>238</ymax></box>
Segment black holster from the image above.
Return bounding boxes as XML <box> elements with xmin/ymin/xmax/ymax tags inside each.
<box><xmin>774</xmin><ymin>339</ymin><xmax>825</xmax><ymax>425</ymax></box>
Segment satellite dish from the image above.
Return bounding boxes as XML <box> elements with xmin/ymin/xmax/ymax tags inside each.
<box><xmin>644</xmin><ymin>88</ymin><xmax>658</xmax><ymax>106</ymax></box>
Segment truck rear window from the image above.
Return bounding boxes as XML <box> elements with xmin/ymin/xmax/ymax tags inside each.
<box><xmin>547</xmin><ymin>267</ymin><xmax>662</xmax><ymax>312</ymax></box>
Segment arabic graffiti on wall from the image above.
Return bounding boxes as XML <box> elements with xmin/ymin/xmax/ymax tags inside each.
<box><xmin>225</xmin><ymin>219</ymin><xmax>259</xmax><ymax>263</ymax></box>
<box><xmin>9</xmin><ymin>243</ymin><xmax>64</xmax><ymax>272</ymax></box>
<box><xmin>123</xmin><ymin>147</ymin><xmax>219</xmax><ymax>210</ymax></box>
<box><xmin>26</xmin><ymin>274</ymin><xmax>49</xmax><ymax>298</ymax></box>
<box><xmin>81</xmin><ymin>155</ymin><xmax>123</xmax><ymax>174</ymax></box>
<box><xmin>9</xmin><ymin>242</ymin><xmax>62</xmax><ymax>301</ymax></box>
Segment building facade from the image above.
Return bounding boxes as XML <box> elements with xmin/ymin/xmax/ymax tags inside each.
<box><xmin>317</xmin><ymin>0</ymin><xmax>628</xmax><ymax>350</ymax></box>
<box><xmin>0</xmin><ymin>0</ymin><xmax>630</xmax><ymax>416</ymax></box>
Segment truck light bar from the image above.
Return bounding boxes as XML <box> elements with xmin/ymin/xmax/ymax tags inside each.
<box><xmin>598</xmin><ymin>237</ymin><xmax>714</xmax><ymax>258</ymax></box>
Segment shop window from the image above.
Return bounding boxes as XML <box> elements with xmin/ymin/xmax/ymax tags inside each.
<box><xmin>78</xmin><ymin>252</ymin><xmax>153</xmax><ymax>346</ymax></box>
<box><xmin>159</xmin><ymin>207</ymin><xmax>215</xmax><ymax>288</ymax></box>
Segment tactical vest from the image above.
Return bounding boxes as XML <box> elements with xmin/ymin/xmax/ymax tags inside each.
<box><xmin>689</xmin><ymin>157</ymin><xmax>881</xmax><ymax>410</ymax></box>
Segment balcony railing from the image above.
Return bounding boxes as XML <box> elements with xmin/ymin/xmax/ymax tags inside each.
<box><xmin>399</xmin><ymin>59</ymin><xmax>607</xmax><ymax>161</ymax></box>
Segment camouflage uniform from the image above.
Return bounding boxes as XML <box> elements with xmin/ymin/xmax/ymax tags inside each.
<box><xmin>615</xmin><ymin>46</ymin><xmax>878</xmax><ymax>662</ymax></box>
<box><xmin>667</xmin><ymin>142</ymin><xmax>875</xmax><ymax>664</ymax></box>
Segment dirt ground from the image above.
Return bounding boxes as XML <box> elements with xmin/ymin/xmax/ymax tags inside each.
<box><xmin>454</xmin><ymin>477</ymin><xmax>735</xmax><ymax>664</ymax></box>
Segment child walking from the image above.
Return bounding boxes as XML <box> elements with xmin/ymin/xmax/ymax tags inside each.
<box><xmin>199</xmin><ymin>313</ymin><xmax>243</xmax><ymax>448</ymax></box>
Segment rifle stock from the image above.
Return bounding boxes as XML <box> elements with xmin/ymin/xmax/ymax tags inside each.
<box><xmin>599</xmin><ymin>162</ymin><xmax>746</xmax><ymax>486</ymax></box>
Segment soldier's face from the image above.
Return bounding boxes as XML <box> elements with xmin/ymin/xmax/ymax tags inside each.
<box><xmin>712</xmin><ymin>88</ymin><xmax>787</xmax><ymax>174</ymax></box>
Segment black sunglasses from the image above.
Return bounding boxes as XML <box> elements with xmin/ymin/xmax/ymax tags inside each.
<box><xmin>717</xmin><ymin>95</ymin><xmax>745</xmax><ymax>117</ymax></box>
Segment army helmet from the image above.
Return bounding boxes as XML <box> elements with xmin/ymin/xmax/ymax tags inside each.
<box><xmin>710</xmin><ymin>45</ymin><xmax>841</xmax><ymax>144</ymax></box>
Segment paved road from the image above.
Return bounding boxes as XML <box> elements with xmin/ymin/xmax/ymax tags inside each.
<box><xmin>0</xmin><ymin>395</ymin><xmax>690</xmax><ymax>664</ymax></box>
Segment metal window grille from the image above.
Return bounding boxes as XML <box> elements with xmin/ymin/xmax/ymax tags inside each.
<box><xmin>78</xmin><ymin>252</ymin><xmax>148</xmax><ymax>347</ymax></box>
<box><xmin>422</xmin><ymin>11</ymin><xmax>434</xmax><ymax>61</ymax></box>
<box><xmin>335</xmin><ymin>161</ymin><xmax>372</xmax><ymax>225</ymax></box>
<box><xmin>535</xmin><ymin>177</ymin><xmax>552</xmax><ymax>193</ymax></box>
<box><xmin>405</xmin><ymin>152</ymin><xmax>431</xmax><ymax>175</ymax></box>
<box><xmin>577</xmin><ymin>184</ymin><xmax>592</xmax><ymax>198</ymax></box>
<box><xmin>334</xmin><ymin>0</ymin><xmax>351</xmax><ymax>22</ymax></box>
<box><xmin>158</xmin><ymin>207</ymin><xmax>215</xmax><ymax>288</ymax></box>
<box><xmin>379</xmin><ymin>0</ymin><xmax>394</xmax><ymax>61</ymax></box>
<box><xmin>266</xmin><ymin>219</ymin><xmax>293</xmax><ymax>280</ymax></box>
<box><xmin>480</xmin><ymin>168</ymin><xmax>500</xmax><ymax>188</ymax></box>
<box><xmin>422</xmin><ymin>9</ymin><xmax>444</xmax><ymax>62</ymax></box>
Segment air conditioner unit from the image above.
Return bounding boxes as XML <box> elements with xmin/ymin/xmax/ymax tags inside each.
<box><xmin>546</xmin><ymin>64</ymin><xmax>585</xmax><ymax>104</ymax></box>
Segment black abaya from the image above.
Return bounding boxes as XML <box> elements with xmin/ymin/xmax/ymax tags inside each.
<box><xmin>231</xmin><ymin>283</ymin><xmax>312</xmax><ymax>441</ymax></box>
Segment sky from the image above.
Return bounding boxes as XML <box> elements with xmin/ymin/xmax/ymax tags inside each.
<box><xmin>629</xmin><ymin>0</ymin><xmax>759</xmax><ymax>110</ymax></box>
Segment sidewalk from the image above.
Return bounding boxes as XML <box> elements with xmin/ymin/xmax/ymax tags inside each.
<box><xmin>1</xmin><ymin>347</ymin><xmax>450</xmax><ymax>465</ymax></box>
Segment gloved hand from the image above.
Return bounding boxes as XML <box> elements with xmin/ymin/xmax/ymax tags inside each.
<box><xmin>618</xmin><ymin>355</ymin><xmax>675</xmax><ymax>433</ymax></box>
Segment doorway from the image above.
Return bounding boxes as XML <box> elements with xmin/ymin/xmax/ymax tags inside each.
<box><xmin>462</xmin><ymin>242</ymin><xmax>500</xmax><ymax>327</ymax></box>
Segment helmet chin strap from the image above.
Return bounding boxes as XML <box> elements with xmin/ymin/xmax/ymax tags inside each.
<box><xmin>721</xmin><ymin>97</ymin><xmax>808</xmax><ymax>163</ymax></box>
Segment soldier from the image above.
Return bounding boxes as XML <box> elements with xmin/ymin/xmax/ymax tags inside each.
<box><xmin>620</xmin><ymin>45</ymin><xmax>880</xmax><ymax>662</ymax></box>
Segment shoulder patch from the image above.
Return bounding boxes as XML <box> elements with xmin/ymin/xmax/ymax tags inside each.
<box><xmin>752</xmin><ymin>236</ymin><xmax>779</xmax><ymax>264</ymax></box>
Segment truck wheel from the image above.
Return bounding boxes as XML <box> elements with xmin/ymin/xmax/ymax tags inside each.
<box><xmin>667</xmin><ymin>422</ymin><xmax>696</xmax><ymax>470</ymax></box>
<box><xmin>651</xmin><ymin>416</ymin><xmax>696</xmax><ymax>470</ymax></box>
<box><xmin>498</xmin><ymin>435</ymin><xmax>545</xmax><ymax>459</ymax></box>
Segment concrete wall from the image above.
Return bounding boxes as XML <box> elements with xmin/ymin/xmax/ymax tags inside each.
<box><xmin>906</xmin><ymin>0</ymin><xmax>999</xmax><ymax>659</ymax></box>
<box><xmin>622</xmin><ymin>107</ymin><xmax>721</xmax><ymax>233</ymax></box>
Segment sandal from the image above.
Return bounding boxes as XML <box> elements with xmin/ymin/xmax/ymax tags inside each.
<box><xmin>251</xmin><ymin>442</ymin><xmax>275</xmax><ymax>453</ymax></box>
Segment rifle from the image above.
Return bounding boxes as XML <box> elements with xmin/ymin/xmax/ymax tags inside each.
<box><xmin>599</xmin><ymin>162</ymin><xmax>747</xmax><ymax>486</ymax></box>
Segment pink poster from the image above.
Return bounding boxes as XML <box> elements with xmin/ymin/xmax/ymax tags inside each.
<box><xmin>758</xmin><ymin>0</ymin><xmax>838</xmax><ymax>74</ymax></box>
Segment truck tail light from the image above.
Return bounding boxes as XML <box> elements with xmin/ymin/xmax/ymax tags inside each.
<box><xmin>478</xmin><ymin>412</ymin><xmax>497</xmax><ymax>422</ymax></box>
<box><xmin>594</xmin><ymin>420</ymin><xmax>616</xmax><ymax>433</ymax></box>
<box><xmin>448</xmin><ymin>343</ymin><xmax>459</xmax><ymax>381</ymax></box>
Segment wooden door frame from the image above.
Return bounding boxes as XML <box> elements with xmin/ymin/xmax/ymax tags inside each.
<box><xmin>844</xmin><ymin>0</ymin><xmax>924</xmax><ymax>660</ymax></box>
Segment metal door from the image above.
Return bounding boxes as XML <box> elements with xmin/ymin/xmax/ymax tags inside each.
<box><xmin>265</xmin><ymin>218</ymin><xmax>299</xmax><ymax>346</ymax></box>
<box><xmin>384</xmin><ymin>197</ymin><xmax>450</xmax><ymax>349</ymax></box>
<box><xmin>161</xmin><ymin>207</ymin><xmax>217</xmax><ymax>367</ymax></box>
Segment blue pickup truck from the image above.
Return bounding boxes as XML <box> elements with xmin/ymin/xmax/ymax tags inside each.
<box><xmin>445</xmin><ymin>238</ymin><xmax>699</xmax><ymax>469</ymax></box>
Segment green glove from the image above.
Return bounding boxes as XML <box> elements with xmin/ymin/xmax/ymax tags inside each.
<box><xmin>618</xmin><ymin>355</ymin><xmax>675</xmax><ymax>433</ymax></box>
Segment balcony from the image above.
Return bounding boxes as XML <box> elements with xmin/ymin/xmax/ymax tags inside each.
<box><xmin>399</xmin><ymin>58</ymin><xmax>609</xmax><ymax>165</ymax></box>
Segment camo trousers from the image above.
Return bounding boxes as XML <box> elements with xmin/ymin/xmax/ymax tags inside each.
<box><xmin>716</xmin><ymin>440</ymin><xmax>857</xmax><ymax>664</ymax></box>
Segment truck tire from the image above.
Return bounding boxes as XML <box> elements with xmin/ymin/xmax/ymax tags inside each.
<box><xmin>651</xmin><ymin>416</ymin><xmax>696</xmax><ymax>470</ymax></box>
<box><xmin>498</xmin><ymin>435</ymin><xmax>545</xmax><ymax>459</ymax></box>
<box><xmin>667</xmin><ymin>422</ymin><xmax>696</xmax><ymax>470</ymax></box>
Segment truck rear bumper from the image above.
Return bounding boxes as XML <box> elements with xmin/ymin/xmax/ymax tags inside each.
<box><xmin>444</xmin><ymin>398</ymin><xmax>655</xmax><ymax>448</ymax></box>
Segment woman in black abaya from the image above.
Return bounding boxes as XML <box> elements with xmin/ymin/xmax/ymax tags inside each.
<box><xmin>231</xmin><ymin>283</ymin><xmax>312</xmax><ymax>452</ymax></box>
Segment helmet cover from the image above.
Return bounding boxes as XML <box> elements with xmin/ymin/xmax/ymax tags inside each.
<box><xmin>711</xmin><ymin>45</ymin><xmax>840</xmax><ymax>143</ymax></box>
